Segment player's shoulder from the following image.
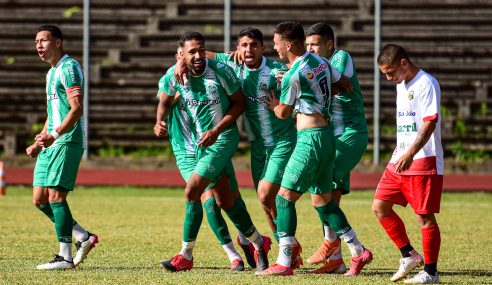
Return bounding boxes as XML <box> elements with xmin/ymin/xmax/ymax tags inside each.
<box><xmin>332</xmin><ymin>49</ymin><xmax>352</xmax><ymax>60</ymax></box>
<box><xmin>60</xmin><ymin>55</ymin><xmax>81</xmax><ymax>70</ymax></box>
<box><xmin>415</xmin><ymin>70</ymin><xmax>439</xmax><ymax>87</ymax></box>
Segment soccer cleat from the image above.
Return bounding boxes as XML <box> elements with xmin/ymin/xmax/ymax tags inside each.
<box><xmin>236</xmin><ymin>236</ymin><xmax>256</xmax><ymax>268</ymax></box>
<box><xmin>291</xmin><ymin>241</ymin><xmax>303</xmax><ymax>270</ymax></box>
<box><xmin>391</xmin><ymin>251</ymin><xmax>424</xmax><ymax>282</ymax></box>
<box><xmin>403</xmin><ymin>270</ymin><xmax>440</xmax><ymax>284</ymax></box>
<box><xmin>36</xmin><ymin>254</ymin><xmax>74</xmax><ymax>270</ymax></box>
<box><xmin>160</xmin><ymin>254</ymin><xmax>193</xmax><ymax>272</ymax></box>
<box><xmin>311</xmin><ymin>258</ymin><xmax>346</xmax><ymax>274</ymax></box>
<box><xmin>344</xmin><ymin>248</ymin><xmax>373</xmax><ymax>276</ymax></box>
<box><xmin>254</xmin><ymin>235</ymin><xmax>272</xmax><ymax>272</ymax></box>
<box><xmin>306</xmin><ymin>238</ymin><xmax>341</xmax><ymax>265</ymax></box>
<box><xmin>255</xmin><ymin>263</ymin><xmax>294</xmax><ymax>276</ymax></box>
<box><xmin>230</xmin><ymin>258</ymin><xmax>245</xmax><ymax>271</ymax></box>
<box><xmin>73</xmin><ymin>232</ymin><xmax>99</xmax><ymax>267</ymax></box>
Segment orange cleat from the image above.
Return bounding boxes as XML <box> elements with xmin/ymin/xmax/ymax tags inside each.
<box><xmin>306</xmin><ymin>238</ymin><xmax>341</xmax><ymax>265</ymax></box>
<box><xmin>311</xmin><ymin>258</ymin><xmax>346</xmax><ymax>274</ymax></box>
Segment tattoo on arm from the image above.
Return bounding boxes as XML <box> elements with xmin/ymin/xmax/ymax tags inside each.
<box><xmin>410</xmin><ymin>121</ymin><xmax>436</xmax><ymax>155</ymax></box>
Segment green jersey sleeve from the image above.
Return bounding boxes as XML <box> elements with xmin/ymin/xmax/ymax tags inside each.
<box><xmin>159</xmin><ymin>65</ymin><xmax>177</xmax><ymax>96</ymax></box>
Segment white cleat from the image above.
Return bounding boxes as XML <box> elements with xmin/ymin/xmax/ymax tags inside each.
<box><xmin>404</xmin><ymin>270</ymin><xmax>440</xmax><ymax>284</ymax></box>
<box><xmin>36</xmin><ymin>254</ymin><xmax>74</xmax><ymax>270</ymax></box>
<box><xmin>73</xmin><ymin>232</ymin><xmax>99</xmax><ymax>267</ymax></box>
<box><xmin>391</xmin><ymin>250</ymin><xmax>423</xmax><ymax>282</ymax></box>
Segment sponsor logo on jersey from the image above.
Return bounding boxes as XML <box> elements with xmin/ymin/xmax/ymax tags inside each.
<box><xmin>246</xmin><ymin>96</ymin><xmax>266</xmax><ymax>104</ymax></box>
<box><xmin>312</xmin><ymin>62</ymin><xmax>328</xmax><ymax>76</ymax></box>
<box><xmin>397</xmin><ymin>110</ymin><xmax>416</xmax><ymax>117</ymax></box>
<box><xmin>397</xmin><ymin>123</ymin><xmax>417</xmax><ymax>133</ymax></box>
<box><xmin>185</xmin><ymin>98</ymin><xmax>220</xmax><ymax>106</ymax></box>
<box><xmin>306</xmin><ymin>72</ymin><xmax>314</xmax><ymax>80</ymax></box>
<box><xmin>408</xmin><ymin>90</ymin><xmax>414</xmax><ymax>100</ymax></box>
<box><xmin>47</xmin><ymin>93</ymin><xmax>58</xmax><ymax>100</ymax></box>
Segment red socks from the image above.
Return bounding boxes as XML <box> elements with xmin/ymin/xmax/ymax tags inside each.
<box><xmin>421</xmin><ymin>224</ymin><xmax>441</xmax><ymax>264</ymax></box>
<box><xmin>379</xmin><ymin>211</ymin><xmax>410</xmax><ymax>249</ymax></box>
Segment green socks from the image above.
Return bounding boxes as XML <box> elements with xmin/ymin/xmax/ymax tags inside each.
<box><xmin>183</xmin><ymin>201</ymin><xmax>203</xmax><ymax>242</ymax></box>
<box><xmin>38</xmin><ymin>202</ymin><xmax>78</xmax><ymax>226</ymax></box>
<box><xmin>50</xmin><ymin>201</ymin><xmax>73</xmax><ymax>243</ymax></box>
<box><xmin>276</xmin><ymin>195</ymin><xmax>297</xmax><ymax>238</ymax></box>
<box><xmin>203</xmin><ymin>197</ymin><xmax>232</xmax><ymax>245</ymax></box>
<box><xmin>37</xmin><ymin>203</ymin><xmax>55</xmax><ymax>223</ymax></box>
<box><xmin>315</xmin><ymin>199</ymin><xmax>351</xmax><ymax>236</ymax></box>
<box><xmin>224</xmin><ymin>197</ymin><xmax>256</xmax><ymax>237</ymax></box>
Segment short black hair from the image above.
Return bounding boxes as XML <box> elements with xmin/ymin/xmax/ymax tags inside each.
<box><xmin>273</xmin><ymin>21</ymin><xmax>304</xmax><ymax>44</ymax></box>
<box><xmin>306</xmin><ymin>23</ymin><xmax>334</xmax><ymax>41</ymax></box>
<box><xmin>178</xmin><ymin>31</ymin><xmax>205</xmax><ymax>47</ymax></box>
<box><xmin>238</xmin><ymin>27</ymin><xmax>264</xmax><ymax>45</ymax></box>
<box><xmin>37</xmin><ymin>24</ymin><xmax>63</xmax><ymax>41</ymax></box>
<box><xmin>377</xmin><ymin>44</ymin><xmax>410</xmax><ymax>66</ymax></box>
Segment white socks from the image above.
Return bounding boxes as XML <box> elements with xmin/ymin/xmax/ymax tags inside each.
<box><xmin>179</xmin><ymin>241</ymin><xmax>195</xmax><ymax>260</ymax></box>
<box><xmin>222</xmin><ymin>242</ymin><xmax>242</xmax><ymax>262</ymax></box>
<box><xmin>59</xmin><ymin>242</ymin><xmax>72</xmax><ymax>262</ymax></box>
<box><xmin>277</xmin><ymin>236</ymin><xmax>296</xmax><ymax>267</ymax></box>
<box><xmin>72</xmin><ymin>223</ymin><xmax>89</xmax><ymax>242</ymax></box>
<box><xmin>340</xmin><ymin>229</ymin><xmax>364</xmax><ymax>257</ymax></box>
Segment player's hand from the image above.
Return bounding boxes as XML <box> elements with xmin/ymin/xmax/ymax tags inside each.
<box><xmin>198</xmin><ymin>129</ymin><xmax>219</xmax><ymax>147</ymax></box>
<box><xmin>35</xmin><ymin>133</ymin><xmax>55</xmax><ymax>148</ymax></box>
<box><xmin>228</xmin><ymin>50</ymin><xmax>244</xmax><ymax>65</ymax></box>
<box><xmin>394</xmin><ymin>152</ymin><xmax>414</xmax><ymax>173</ymax></box>
<box><xmin>26</xmin><ymin>143</ymin><xmax>42</xmax><ymax>158</ymax></box>
<box><xmin>174</xmin><ymin>59</ymin><xmax>188</xmax><ymax>85</ymax></box>
<box><xmin>154</xmin><ymin>121</ymin><xmax>168</xmax><ymax>138</ymax></box>
<box><xmin>265</xmin><ymin>89</ymin><xmax>279</xmax><ymax>111</ymax></box>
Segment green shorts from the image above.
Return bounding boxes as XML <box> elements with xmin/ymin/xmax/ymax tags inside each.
<box><xmin>194</xmin><ymin>128</ymin><xmax>239</xmax><ymax>187</ymax></box>
<box><xmin>333</xmin><ymin>131</ymin><xmax>368</xmax><ymax>194</ymax></box>
<box><xmin>33</xmin><ymin>144</ymin><xmax>84</xmax><ymax>192</ymax></box>
<box><xmin>281</xmin><ymin>126</ymin><xmax>335</xmax><ymax>195</ymax></box>
<box><xmin>174</xmin><ymin>149</ymin><xmax>238</xmax><ymax>192</ymax></box>
<box><xmin>250</xmin><ymin>133</ymin><xmax>296</xmax><ymax>190</ymax></box>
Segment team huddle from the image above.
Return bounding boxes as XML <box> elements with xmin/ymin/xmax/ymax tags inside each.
<box><xmin>28</xmin><ymin>21</ymin><xmax>444</xmax><ymax>284</ymax></box>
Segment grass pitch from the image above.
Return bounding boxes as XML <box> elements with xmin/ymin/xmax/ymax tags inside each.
<box><xmin>0</xmin><ymin>186</ymin><xmax>491</xmax><ymax>284</ymax></box>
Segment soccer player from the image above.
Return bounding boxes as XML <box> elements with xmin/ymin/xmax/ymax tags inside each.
<box><xmin>155</xmin><ymin>31</ymin><xmax>270</xmax><ymax>273</ymax></box>
<box><xmin>374</xmin><ymin>44</ymin><xmax>443</xmax><ymax>284</ymax></box>
<box><xmin>304</xmin><ymin>23</ymin><xmax>369</xmax><ymax>274</ymax></box>
<box><xmin>185</xmin><ymin>27</ymin><xmax>301</xmax><ymax>267</ymax></box>
<box><xmin>156</xmin><ymin>49</ymin><xmax>250</xmax><ymax>272</ymax></box>
<box><xmin>25</xmin><ymin>24</ymin><xmax>98</xmax><ymax>270</ymax></box>
<box><xmin>258</xmin><ymin>22</ymin><xmax>372</xmax><ymax>276</ymax></box>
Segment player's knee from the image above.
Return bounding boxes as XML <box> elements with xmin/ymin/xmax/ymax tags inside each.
<box><xmin>372</xmin><ymin>200</ymin><xmax>389</xmax><ymax>219</ymax></box>
<box><xmin>33</xmin><ymin>199</ymin><xmax>43</xmax><ymax>207</ymax></box>
<box><xmin>416</xmin><ymin>213</ymin><xmax>437</xmax><ymax>227</ymax></box>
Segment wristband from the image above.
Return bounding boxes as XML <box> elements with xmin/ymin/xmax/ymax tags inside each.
<box><xmin>50</xmin><ymin>130</ymin><xmax>60</xmax><ymax>140</ymax></box>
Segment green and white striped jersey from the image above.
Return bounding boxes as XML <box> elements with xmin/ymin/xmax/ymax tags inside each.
<box><xmin>215</xmin><ymin>53</ymin><xmax>295</xmax><ymax>146</ymax></box>
<box><xmin>280</xmin><ymin>52</ymin><xmax>341</xmax><ymax>120</ymax></box>
<box><xmin>45</xmin><ymin>54</ymin><xmax>85</xmax><ymax>148</ymax></box>
<box><xmin>329</xmin><ymin>50</ymin><xmax>368</xmax><ymax>136</ymax></box>
<box><xmin>158</xmin><ymin>72</ymin><xmax>195</xmax><ymax>154</ymax></box>
<box><xmin>160</xmin><ymin>59</ymin><xmax>241</xmax><ymax>143</ymax></box>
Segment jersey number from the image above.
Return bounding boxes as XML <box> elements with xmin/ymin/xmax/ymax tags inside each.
<box><xmin>319</xmin><ymin>76</ymin><xmax>330</xmax><ymax>108</ymax></box>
